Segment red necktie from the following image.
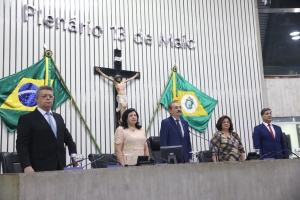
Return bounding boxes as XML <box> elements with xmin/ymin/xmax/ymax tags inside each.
<box><xmin>268</xmin><ymin>124</ymin><xmax>275</xmax><ymax>139</ymax></box>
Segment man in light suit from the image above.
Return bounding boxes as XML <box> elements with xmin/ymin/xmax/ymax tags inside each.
<box><xmin>252</xmin><ymin>108</ymin><xmax>288</xmax><ymax>159</ymax></box>
<box><xmin>16</xmin><ymin>85</ymin><xmax>77</xmax><ymax>172</ymax></box>
<box><xmin>160</xmin><ymin>101</ymin><xmax>192</xmax><ymax>163</ymax></box>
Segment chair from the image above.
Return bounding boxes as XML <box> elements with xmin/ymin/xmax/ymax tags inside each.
<box><xmin>88</xmin><ymin>153</ymin><xmax>119</xmax><ymax>168</ymax></box>
<box><xmin>147</xmin><ymin>136</ymin><xmax>163</xmax><ymax>163</ymax></box>
<box><xmin>198</xmin><ymin>151</ymin><xmax>213</xmax><ymax>163</ymax></box>
<box><xmin>246</xmin><ymin>152</ymin><xmax>260</xmax><ymax>160</ymax></box>
<box><xmin>0</xmin><ymin>152</ymin><xmax>23</xmax><ymax>173</ymax></box>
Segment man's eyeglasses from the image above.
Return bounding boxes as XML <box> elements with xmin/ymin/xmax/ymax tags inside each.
<box><xmin>40</xmin><ymin>95</ymin><xmax>54</xmax><ymax>99</ymax></box>
<box><xmin>173</xmin><ymin>106</ymin><xmax>181</xmax><ymax>109</ymax></box>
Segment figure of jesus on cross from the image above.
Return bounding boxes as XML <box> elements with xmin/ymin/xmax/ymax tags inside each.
<box><xmin>96</xmin><ymin>68</ymin><xmax>139</xmax><ymax>121</ymax></box>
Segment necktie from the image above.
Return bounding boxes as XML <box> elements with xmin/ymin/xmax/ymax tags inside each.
<box><xmin>268</xmin><ymin>123</ymin><xmax>275</xmax><ymax>139</ymax></box>
<box><xmin>46</xmin><ymin>112</ymin><xmax>57</xmax><ymax>138</ymax></box>
<box><xmin>176</xmin><ymin>120</ymin><xmax>184</xmax><ymax>137</ymax></box>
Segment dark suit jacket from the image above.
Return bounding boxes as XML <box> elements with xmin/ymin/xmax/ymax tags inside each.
<box><xmin>253</xmin><ymin>123</ymin><xmax>288</xmax><ymax>159</ymax></box>
<box><xmin>16</xmin><ymin>108</ymin><xmax>77</xmax><ymax>172</ymax></box>
<box><xmin>160</xmin><ymin>116</ymin><xmax>192</xmax><ymax>162</ymax></box>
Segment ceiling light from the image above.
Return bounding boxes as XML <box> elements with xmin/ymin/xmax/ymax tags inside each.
<box><xmin>292</xmin><ymin>36</ymin><xmax>300</xmax><ymax>40</ymax></box>
<box><xmin>290</xmin><ymin>32</ymin><xmax>300</xmax><ymax>36</ymax></box>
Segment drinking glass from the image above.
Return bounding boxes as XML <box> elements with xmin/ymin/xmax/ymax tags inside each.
<box><xmin>75</xmin><ymin>154</ymin><xmax>84</xmax><ymax>167</ymax></box>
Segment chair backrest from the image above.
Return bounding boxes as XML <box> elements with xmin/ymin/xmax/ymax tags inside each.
<box><xmin>198</xmin><ymin>151</ymin><xmax>213</xmax><ymax>163</ymax></box>
<box><xmin>147</xmin><ymin>136</ymin><xmax>163</xmax><ymax>163</ymax></box>
<box><xmin>0</xmin><ymin>152</ymin><xmax>23</xmax><ymax>173</ymax></box>
<box><xmin>88</xmin><ymin>153</ymin><xmax>119</xmax><ymax>168</ymax></box>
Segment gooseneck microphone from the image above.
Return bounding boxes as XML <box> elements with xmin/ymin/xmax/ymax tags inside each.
<box><xmin>259</xmin><ymin>151</ymin><xmax>277</xmax><ymax>160</ymax></box>
<box><xmin>263</xmin><ymin>149</ymin><xmax>299</xmax><ymax>159</ymax></box>
<box><xmin>65</xmin><ymin>158</ymin><xmax>87</xmax><ymax>168</ymax></box>
<box><xmin>83</xmin><ymin>154</ymin><xmax>122</xmax><ymax>168</ymax></box>
<box><xmin>189</xmin><ymin>130</ymin><xmax>220</xmax><ymax>162</ymax></box>
<box><xmin>150</xmin><ymin>156</ymin><xmax>172</xmax><ymax>164</ymax></box>
<box><xmin>288</xmin><ymin>149</ymin><xmax>300</xmax><ymax>158</ymax></box>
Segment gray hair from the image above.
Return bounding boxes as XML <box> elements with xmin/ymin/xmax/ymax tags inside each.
<box><xmin>168</xmin><ymin>101</ymin><xmax>178</xmax><ymax>110</ymax></box>
<box><xmin>36</xmin><ymin>85</ymin><xmax>53</xmax><ymax>96</ymax></box>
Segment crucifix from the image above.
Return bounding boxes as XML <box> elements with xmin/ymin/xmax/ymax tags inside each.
<box><xmin>94</xmin><ymin>49</ymin><xmax>140</xmax><ymax>126</ymax></box>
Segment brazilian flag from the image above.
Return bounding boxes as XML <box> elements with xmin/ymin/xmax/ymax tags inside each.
<box><xmin>0</xmin><ymin>57</ymin><xmax>70</xmax><ymax>132</ymax></box>
<box><xmin>160</xmin><ymin>71</ymin><xmax>218</xmax><ymax>133</ymax></box>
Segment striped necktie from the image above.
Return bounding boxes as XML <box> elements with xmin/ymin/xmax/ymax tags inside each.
<box><xmin>176</xmin><ymin>119</ymin><xmax>184</xmax><ymax>137</ymax></box>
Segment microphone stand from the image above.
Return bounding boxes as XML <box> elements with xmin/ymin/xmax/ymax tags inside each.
<box><xmin>260</xmin><ymin>151</ymin><xmax>277</xmax><ymax>160</ymax></box>
<box><xmin>64</xmin><ymin>158</ymin><xmax>87</xmax><ymax>168</ymax></box>
<box><xmin>266</xmin><ymin>149</ymin><xmax>299</xmax><ymax>159</ymax></box>
<box><xmin>189</xmin><ymin>130</ymin><xmax>220</xmax><ymax>162</ymax></box>
<box><xmin>150</xmin><ymin>156</ymin><xmax>171</xmax><ymax>164</ymax></box>
<box><xmin>84</xmin><ymin>154</ymin><xmax>122</xmax><ymax>168</ymax></box>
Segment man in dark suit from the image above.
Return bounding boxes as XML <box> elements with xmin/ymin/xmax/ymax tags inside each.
<box><xmin>253</xmin><ymin>108</ymin><xmax>288</xmax><ymax>159</ymax></box>
<box><xmin>16</xmin><ymin>85</ymin><xmax>77</xmax><ymax>172</ymax></box>
<box><xmin>160</xmin><ymin>101</ymin><xmax>192</xmax><ymax>162</ymax></box>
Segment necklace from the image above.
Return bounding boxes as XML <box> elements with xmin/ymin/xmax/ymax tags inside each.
<box><xmin>222</xmin><ymin>131</ymin><xmax>231</xmax><ymax>138</ymax></box>
<box><xmin>128</xmin><ymin>126</ymin><xmax>135</xmax><ymax>132</ymax></box>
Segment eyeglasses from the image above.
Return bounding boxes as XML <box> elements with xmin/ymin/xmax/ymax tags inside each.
<box><xmin>173</xmin><ymin>106</ymin><xmax>181</xmax><ymax>109</ymax></box>
<box><xmin>222</xmin><ymin>121</ymin><xmax>230</xmax><ymax>124</ymax></box>
<box><xmin>40</xmin><ymin>95</ymin><xmax>54</xmax><ymax>99</ymax></box>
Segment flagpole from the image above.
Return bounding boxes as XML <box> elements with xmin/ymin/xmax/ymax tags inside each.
<box><xmin>45</xmin><ymin>51</ymin><xmax>101</xmax><ymax>154</ymax></box>
<box><xmin>145</xmin><ymin>66</ymin><xmax>178</xmax><ymax>135</ymax></box>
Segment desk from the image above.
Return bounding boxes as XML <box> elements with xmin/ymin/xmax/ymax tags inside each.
<box><xmin>1</xmin><ymin>159</ymin><xmax>300</xmax><ymax>200</ymax></box>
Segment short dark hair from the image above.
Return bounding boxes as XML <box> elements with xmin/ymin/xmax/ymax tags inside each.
<box><xmin>261</xmin><ymin>108</ymin><xmax>271</xmax><ymax>115</ymax></box>
<box><xmin>36</xmin><ymin>85</ymin><xmax>53</xmax><ymax>96</ymax></box>
<box><xmin>121</xmin><ymin>108</ymin><xmax>142</xmax><ymax>129</ymax></box>
<box><xmin>216</xmin><ymin>115</ymin><xmax>233</xmax><ymax>132</ymax></box>
<box><xmin>168</xmin><ymin>101</ymin><xmax>178</xmax><ymax>110</ymax></box>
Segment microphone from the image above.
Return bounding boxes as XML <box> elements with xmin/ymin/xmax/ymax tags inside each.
<box><xmin>84</xmin><ymin>154</ymin><xmax>122</xmax><ymax>168</ymax></box>
<box><xmin>150</xmin><ymin>156</ymin><xmax>171</xmax><ymax>164</ymax></box>
<box><xmin>277</xmin><ymin>148</ymin><xmax>299</xmax><ymax>159</ymax></box>
<box><xmin>100</xmin><ymin>154</ymin><xmax>122</xmax><ymax>165</ymax></box>
<box><xmin>260</xmin><ymin>149</ymin><xmax>292</xmax><ymax>160</ymax></box>
<box><xmin>286</xmin><ymin>149</ymin><xmax>300</xmax><ymax>158</ymax></box>
<box><xmin>65</xmin><ymin>158</ymin><xmax>87</xmax><ymax>168</ymax></box>
<box><xmin>259</xmin><ymin>151</ymin><xmax>277</xmax><ymax>160</ymax></box>
<box><xmin>189</xmin><ymin>130</ymin><xmax>220</xmax><ymax>162</ymax></box>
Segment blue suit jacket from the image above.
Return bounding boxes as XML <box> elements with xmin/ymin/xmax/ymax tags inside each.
<box><xmin>252</xmin><ymin>123</ymin><xmax>288</xmax><ymax>159</ymax></box>
<box><xmin>160</xmin><ymin>116</ymin><xmax>192</xmax><ymax>162</ymax></box>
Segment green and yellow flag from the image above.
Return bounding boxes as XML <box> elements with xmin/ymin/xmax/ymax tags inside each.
<box><xmin>160</xmin><ymin>71</ymin><xmax>218</xmax><ymax>133</ymax></box>
<box><xmin>0</xmin><ymin>57</ymin><xmax>70</xmax><ymax>132</ymax></box>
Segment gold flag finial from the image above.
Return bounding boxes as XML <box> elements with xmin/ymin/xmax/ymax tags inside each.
<box><xmin>45</xmin><ymin>50</ymin><xmax>53</xmax><ymax>58</ymax></box>
<box><xmin>173</xmin><ymin>66</ymin><xmax>178</xmax><ymax>72</ymax></box>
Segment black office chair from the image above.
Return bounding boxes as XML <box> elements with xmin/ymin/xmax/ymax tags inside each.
<box><xmin>0</xmin><ymin>152</ymin><xmax>23</xmax><ymax>173</ymax></box>
<box><xmin>147</xmin><ymin>136</ymin><xmax>163</xmax><ymax>163</ymax></box>
<box><xmin>88</xmin><ymin>153</ymin><xmax>119</xmax><ymax>168</ymax></box>
<box><xmin>198</xmin><ymin>151</ymin><xmax>213</xmax><ymax>163</ymax></box>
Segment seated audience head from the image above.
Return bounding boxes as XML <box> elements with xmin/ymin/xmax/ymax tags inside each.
<box><xmin>216</xmin><ymin>115</ymin><xmax>233</xmax><ymax>132</ymax></box>
<box><xmin>121</xmin><ymin>108</ymin><xmax>142</xmax><ymax>129</ymax></box>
